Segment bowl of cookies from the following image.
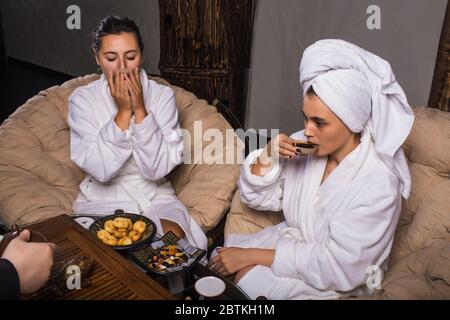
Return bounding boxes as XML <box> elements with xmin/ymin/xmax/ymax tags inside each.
<box><xmin>89</xmin><ymin>209</ymin><xmax>157</xmax><ymax>251</ymax></box>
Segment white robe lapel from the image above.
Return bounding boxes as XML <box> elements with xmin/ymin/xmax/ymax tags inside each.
<box><xmin>281</xmin><ymin>129</ymin><xmax>373</xmax><ymax>244</ymax></box>
<box><xmin>316</xmin><ymin>129</ymin><xmax>372</xmax><ymax>216</ymax></box>
<box><xmin>282</xmin><ymin>131</ymin><xmax>327</xmax><ymax>243</ymax></box>
<box><xmin>99</xmin><ymin>76</ymin><xmax>117</xmax><ymax>122</ymax></box>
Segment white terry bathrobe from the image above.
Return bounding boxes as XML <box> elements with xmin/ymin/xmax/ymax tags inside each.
<box><xmin>67</xmin><ymin>69</ymin><xmax>207</xmax><ymax>250</ymax></box>
<box><xmin>224</xmin><ymin>40</ymin><xmax>415</xmax><ymax>300</ymax></box>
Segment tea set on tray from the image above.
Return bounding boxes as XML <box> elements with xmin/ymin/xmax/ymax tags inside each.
<box><xmin>0</xmin><ymin>209</ymin><xmax>248</xmax><ymax>299</ymax></box>
<box><xmin>74</xmin><ymin>209</ymin><xmax>231</xmax><ymax>299</ymax></box>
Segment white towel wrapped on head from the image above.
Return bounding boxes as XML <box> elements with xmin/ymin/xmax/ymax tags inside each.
<box><xmin>300</xmin><ymin>39</ymin><xmax>415</xmax><ymax>199</ymax></box>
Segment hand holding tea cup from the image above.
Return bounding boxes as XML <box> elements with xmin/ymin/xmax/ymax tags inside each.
<box><xmin>0</xmin><ymin>229</ymin><xmax>56</xmax><ymax>295</ymax></box>
<box><xmin>252</xmin><ymin>133</ymin><xmax>317</xmax><ymax>176</ymax></box>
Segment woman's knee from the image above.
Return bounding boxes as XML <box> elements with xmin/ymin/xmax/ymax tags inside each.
<box><xmin>161</xmin><ymin>219</ymin><xmax>186</xmax><ymax>238</ymax></box>
<box><xmin>234</xmin><ymin>265</ymin><xmax>256</xmax><ymax>284</ymax></box>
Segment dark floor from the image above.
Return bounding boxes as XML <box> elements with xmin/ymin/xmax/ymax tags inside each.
<box><xmin>2</xmin><ymin>58</ymin><xmax>74</xmax><ymax>124</ymax></box>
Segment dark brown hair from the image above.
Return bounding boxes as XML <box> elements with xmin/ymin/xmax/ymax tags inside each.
<box><xmin>92</xmin><ymin>16</ymin><xmax>144</xmax><ymax>54</ymax></box>
<box><xmin>306</xmin><ymin>86</ymin><xmax>317</xmax><ymax>96</ymax></box>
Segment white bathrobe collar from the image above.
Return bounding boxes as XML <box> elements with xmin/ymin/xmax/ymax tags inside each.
<box><xmin>283</xmin><ymin>129</ymin><xmax>373</xmax><ymax>243</ymax></box>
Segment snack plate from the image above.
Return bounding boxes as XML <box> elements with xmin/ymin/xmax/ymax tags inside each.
<box><xmin>129</xmin><ymin>231</ymin><xmax>206</xmax><ymax>276</ymax></box>
<box><xmin>89</xmin><ymin>211</ymin><xmax>156</xmax><ymax>251</ymax></box>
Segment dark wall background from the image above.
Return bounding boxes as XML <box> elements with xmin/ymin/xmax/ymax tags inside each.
<box><xmin>0</xmin><ymin>8</ymin><xmax>6</xmax><ymax>110</ymax></box>
<box><xmin>4</xmin><ymin>59</ymin><xmax>73</xmax><ymax>122</ymax></box>
<box><xmin>0</xmin><ymin>0</ymin><xmax>160</xmax><ymax>124</ymax></box>
<box><xmin>0</xmin><ymin>6</ymin><xmax>73</xmax><ymax>123</ymax></box>
<box><xmin>1</xmin><ymin>0</ymin><xmax>160</xmax><ymax>77</ymax></box>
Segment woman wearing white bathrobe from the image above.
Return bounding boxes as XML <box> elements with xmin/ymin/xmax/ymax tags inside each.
<box><xmin>210</xmin><ymin>39</ymin><xmax>415</xmax><ymax>299</ymax></box>
<box><xmin>67</xmin><ymin>16</ymin><xmax>207</xmax><ymax>250</ymax></box>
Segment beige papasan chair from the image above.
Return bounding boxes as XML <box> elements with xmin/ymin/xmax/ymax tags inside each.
<box><xmin>0</xmin><ymin>74</ymin><xmax>243</xmax><ymax>247</ymax></box>
<box><xmin>225</xmin><ymin>106</ymin><xmax>450</xmax><ymax>300</ymax></box>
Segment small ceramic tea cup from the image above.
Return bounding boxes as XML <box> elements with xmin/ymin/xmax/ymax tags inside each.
<box><xmin>296</xmin><ymin>141</ymin><xmax>318</xmax><ymax>156</ymax></box>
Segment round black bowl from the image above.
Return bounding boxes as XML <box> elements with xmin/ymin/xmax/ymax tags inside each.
<box><xmin>89</xmin><ymin>210</ymin><xmax>156</xmax><ymax>252</ymax></box>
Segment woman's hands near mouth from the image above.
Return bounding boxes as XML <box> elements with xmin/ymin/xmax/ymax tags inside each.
<box><xmin>125</xmin><ymin>68</ymin><xmax>147</xmax><ymax>123</ymax></box>
<box><xmin>125</xmin><ymin>68</ymin><xmax>144</xmax><ymax>109</ymax></box>
<box><xmin>108</xmin><ymin>70</ymin><xmax>132</xmax><ymax>113</ymax></box>
<box><xmin>109</xmin><ymin>70</ymin><xmax>133</xmax><ymax>131</ymax></box>
<box><xmin>108</xmin><ymin>68</ymin><xmax>147</xmax><ymax>127</ymax></box>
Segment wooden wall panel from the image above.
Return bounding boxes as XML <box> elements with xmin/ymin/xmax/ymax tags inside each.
<box><xmin>429</xmin><ymin>0</ymin><xmax>450</xmax><ymax>112</ymax></box>
<box><xmin>158</xmin><ymin>0</ymin><xmax>255</xmax><ymax>126</ymax></box>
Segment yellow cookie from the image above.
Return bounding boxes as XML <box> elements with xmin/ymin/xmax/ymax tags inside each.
<box><xmin>128</xmin><ymin>230</ymin><xmax>141</xmax><ymax>242</ymax></box>
<box><xmin>118</xmin><ymin>237</ymin><xmax>133</xmax><ymax>246</ymax></box>
<box><xmin>113</xmin><ymin>218</ymin><xmax>129</xmax><ymax>229</ymax></box>
<box><xmin>113</xmin><ymin>230</ymin><xmax>128</xmax><ymax>238</ymax></box>
<box><xmin>102</xmin><ymin>237</ymin><xmax>117</xmax><ymax>246</ymax></box>
<box><xmin>133</xmin><ymin>221</ymin><xmax>147</xmax><ymax>234</ymax></box>
<box><xmin>97</xmin><ymin>230</ymin><xmax>111</xmax><ymax>240</ymax></box>
<box><xmin>126</xmin><ymin>219</ymin><xmax>133</xmax><ymax>231</ymax></box>
<box><xmin>104</xmin><ymin>220</ymin><xmax>116</xmax><ymax>234</ymax></box>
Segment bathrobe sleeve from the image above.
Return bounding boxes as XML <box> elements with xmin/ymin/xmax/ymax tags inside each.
<box><xmin>0</xmin><ymin>259</ymin><xmax>20</xmax><ymax>300</ymax></box>
<box><xmin>130</xmin><ymin>86</ymin><xmax>184</xmax><ymax>181</ymax></box>
<box><xmin>238</xmin><ymin>149</ymin><xmax>285</xmax><ymax>212</ymax></box>
<box><xmin>271</xmin><ymin>175</ymin><xmax>401</xmax><ymax>292</ymax></box>
<box><xmin>68</xmin><ymin>89</ymin><xmax>133</xmax><ymax>183</ymax></box>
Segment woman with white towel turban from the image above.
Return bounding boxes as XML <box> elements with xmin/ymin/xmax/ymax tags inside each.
<box><xmin>67</xmin><ymin>16</ymin><xmax>207</xmax><ymax>250</ymax></box>
<box><xmin>210</xmin><ymin>39</ymin><xmax>415</xmax><ymax>299</ymax></box>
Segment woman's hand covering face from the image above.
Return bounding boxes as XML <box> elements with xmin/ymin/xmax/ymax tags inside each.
<box><xmin>108</xmin><ymin>68</ymin><xmax>146</xmax><ymax>114</ymax></box>
<box><xmin>125</xmin><ymin>68</ymin><xmax>145</xmax><ymax>113</ymax></box>
<box><xmin>108</xmin><ymin>70</ymin><xmax>132</xmax><ymax>114</ymax></box>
